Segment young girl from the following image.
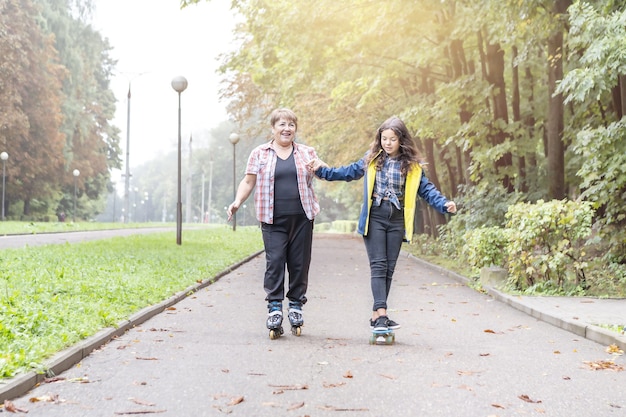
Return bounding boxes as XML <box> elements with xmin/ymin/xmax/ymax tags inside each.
<box><xmin>311</xmin><ymin>116</ymin><xmax>456</xmax><ymax>331</ymax></box>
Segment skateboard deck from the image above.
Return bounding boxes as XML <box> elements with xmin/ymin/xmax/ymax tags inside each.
<box><xmin>369</xmin><ymin>328</ymin><xmax>395</xmax><ymax>345</ymax></box>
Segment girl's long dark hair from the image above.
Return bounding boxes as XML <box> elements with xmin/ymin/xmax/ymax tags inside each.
<box><xmin>365</xmin><ymin>116</ymin><xmax>423</xmax><ymax>175</ymax></box>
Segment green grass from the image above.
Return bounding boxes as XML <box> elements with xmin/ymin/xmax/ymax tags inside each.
<box><xmin>0</xmin><ymin>226</ymin><xmax>263</xmax><ymax>379</ymax></box>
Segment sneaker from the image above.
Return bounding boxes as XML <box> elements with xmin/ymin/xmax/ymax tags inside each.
<box><xmin>370</xmin><ymin>317</ymin><xmax>401</xmax><ymax>330</ymax></box>
<box><xmin>373</xmin><ymin>316</ymin><xmax>389</xmax><ymax>331</ymax></box>
<box><xmin>386</xmin><ymin>318</ymin><xmax>400</xmax><ymax>330</ymax></box>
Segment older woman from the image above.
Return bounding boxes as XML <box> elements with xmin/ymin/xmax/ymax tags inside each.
<box><xmin>312</xmin><ymin>116</ymin><xmax>457</xmax><ymax>332</ymax></box>
<box><xmin>227</xmin><ymin>108</ymin><xmax>321</xmax><ymax>339</ymax></box>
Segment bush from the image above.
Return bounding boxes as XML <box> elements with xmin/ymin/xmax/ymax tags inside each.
<box><xmin>331</xmin><ymin>220</ymin><xmax>357</xmax><ymax>233</ymax></box>
<box><xmin>505</xmin><ymin>199</ymin><xmax>594</xmax><ymax>293</ymax></box>
<box><xmin>462</xmin><ymin>226</ymin><xmax>508</xmax><ymax>274</ymax></box>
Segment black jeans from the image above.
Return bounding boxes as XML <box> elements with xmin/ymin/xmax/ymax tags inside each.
<box><xmin>363</xmin><ymin>200</ymin><xmax>404</xmax><ymax>311</ymax></box>
<box><xmin>261</xmin><ymin>214</ymin><xmax>313</xmax><ymax>305</ymax></box>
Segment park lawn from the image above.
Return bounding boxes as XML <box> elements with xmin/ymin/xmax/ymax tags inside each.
<box><xmin>0</xmin><ymin>227</ymin><xmax>263</xmax><ymax>379</ymax></box>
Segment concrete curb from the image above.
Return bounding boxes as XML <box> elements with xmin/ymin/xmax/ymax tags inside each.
<box><xmin>0</xmin><ymin>250</ymin><xmax>263</xmax><ymax>403</ymax></box>
<box><xmin>405</xmin><ymin>252</ymin><xmax>626</xmax><ymax>351</ymax></box>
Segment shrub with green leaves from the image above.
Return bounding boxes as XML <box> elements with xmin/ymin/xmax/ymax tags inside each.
<box><xmin>505</xmin><ymin>199</ymin><xmax>594</xmax><ymax>293</ymax></box>
<box><xmin>462</xmin><ymin>226</ymin><xmax>509</xmax><ymax>274</ymax></box>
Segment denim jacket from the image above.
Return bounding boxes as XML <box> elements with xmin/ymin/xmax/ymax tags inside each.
<box><xmin>315</xmin><ymin>151</ymin><xmax>449</xmax><ymax>243</ymax></box>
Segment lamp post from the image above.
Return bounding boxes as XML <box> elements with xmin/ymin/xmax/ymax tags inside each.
<box><xmin>72</xmin><ymin>169</ymin><xmax>80</xmax><ymax>222</ymax></box>
<box><xmin>207</xmin><ymin>157</ymin><xmax>213</xmax><ymax>223</ymax></box>
<box><xmin>171</xmin><ymin>75</ymin><xmax>188</xmax><ymax>245</ymax></box>
<box><xmin>1</xmin><ymin>152</ymin><xmax>7</xmax><ymax>221</ymax></box>
<box><xmin>229</xmin><ymin>132</ymin><xmax>240</xmax><ymax>231</ymax></box>
<box><xmin>144</xmin><ymin>191</ymin><xmax>149</xmax><ymax>222</ymax></box>
<box><xmin>122</xmin><ymin>72</ymin><xmax>148</xmax><ymax>224</ymax></box>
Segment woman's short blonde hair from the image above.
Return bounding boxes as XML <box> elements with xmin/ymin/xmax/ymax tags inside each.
<box><xmin>270</xmin><ymin>108</ymin><xmax>298</xmax><ymax>130</ymax></box>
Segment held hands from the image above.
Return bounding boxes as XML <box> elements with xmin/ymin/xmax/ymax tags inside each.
<box><xmin>444</xmin><ymin>201</ymin><xmax>457</xmax><ymax>214</ymax></box>
<box><xmin>307</xmin><ymin>158</ymin><xmax>329</xmax><ymax>172</ymax></box>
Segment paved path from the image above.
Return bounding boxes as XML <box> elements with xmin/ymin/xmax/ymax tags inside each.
<box><xmin>0</xmin><ymin>227</ymin><xmax>173</xmax><ymax>249</ymax></box>
<box><xmin>1</xmin><ymin>233</ymin><xmax>625</xmax><ymax>416</ymax></box>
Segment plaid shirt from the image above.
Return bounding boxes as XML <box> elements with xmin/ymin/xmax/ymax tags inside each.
<box><xmin>246</xmin><ymin>141</ymin><xmax>321</xmax><ymax>224</ymax></box>
<box><xmin>373</xmin><ymin>156</ymin><xmax>404</xmax><ymax>209</ymax></box>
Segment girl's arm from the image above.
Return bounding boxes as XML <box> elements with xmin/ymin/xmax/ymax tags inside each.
<box><xmin>418</xmin><ymin>173</ymin><xmax>456</xmax><ymax>214</ymax></box>
<box><xmin>313</xmin><ymin>158</ymin><xmax>366</xmax><ymax>182</ymax></box>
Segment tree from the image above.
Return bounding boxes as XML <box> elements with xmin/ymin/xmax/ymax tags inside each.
<box><xmin>0</xmin><ymin>0</ymin><xmax>66</xmax><ymax>218</ymax></box>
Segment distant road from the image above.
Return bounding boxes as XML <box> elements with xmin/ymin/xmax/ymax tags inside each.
<box><xmin>0</xmin><ymin>227</ymin><xmax>174</xmax><ymax>250</ymax></box>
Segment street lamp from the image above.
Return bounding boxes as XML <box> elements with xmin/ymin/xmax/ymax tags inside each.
<box><xmin>229</xmin><ymin>132</ymin><xmax>240</xmax><ymax>231</ymax></box>
<box><xmin>144</xmin><ymin>191</ymin><xmax>149</xmax><ymax>222</ymax></box>
<box><xmin>72</xmin><ymin>169</ymin><xmax>80</xmax><ymax>222</ymax></box>
<box><xmin>1</xmin><ymin>152</ymin><xmax>7</xmax><ymax>221</ymax></box>
<box><xmin>171</xmin><ymin>75</ymin><xmax>188</xmax><ymax>245</ymax></box>
<box><xmin>123</xmin><ymin>72</ymin><xmax>148</xmax><ymax>224</ymax></box>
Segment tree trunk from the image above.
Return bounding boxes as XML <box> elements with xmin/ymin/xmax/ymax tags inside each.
<box><xmin>612</xmin><ymin>74</ymin><xmax>626</xmax><ymax>119</ymax></box>
<box><xmin>450</xmin><ymin>39</ymin><xmax>472</xmax><ymax>188</ymax></box>
<box><xmin>485</xmin><ymin>41</ymin><xmax>514</xmax><ymax>192</ymax></box>
<box><xmin>511</xmin><ymin>46</ymin><xmax>527</xmax><ymax>193</ymax></box>
<box><xmin>546</xmin><ymin>0</ymin><xmax>570</xmax><ymax>200</ymax></box>
<box><xmin>422</xmin><ymin>137</ymin><xmax>446</xmax><ymax>237</ymax></box>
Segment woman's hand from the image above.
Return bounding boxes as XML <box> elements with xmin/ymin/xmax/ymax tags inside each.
<box><xmin>444</xmin><ymin>201</ymin><xmax>457</xmax><ymax>214</ymax></box>
<box><xmin>308</xmin><ymin>158</ymin><xmax>329</xmax><ymax>171</ymax></box>
<box><xmin>226</xmin><ymin>201</ymin><xmax>240</xmax><ymax>221</ymax></box>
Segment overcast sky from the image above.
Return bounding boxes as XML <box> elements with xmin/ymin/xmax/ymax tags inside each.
<box><xmin>91</xmin><ymin>0</ymin><xmax>238</xmax><ymax>174</ymax></box>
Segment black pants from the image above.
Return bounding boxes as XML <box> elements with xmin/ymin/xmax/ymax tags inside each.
<box><xmin>261</xmin><ymin>214</ymin><xmax>314</xmax><ymax>305</ymax></box>
<box><xmin>363</xmin><ymin>200</ymin><xmax>404</xmax><ymax>311</ymax></box>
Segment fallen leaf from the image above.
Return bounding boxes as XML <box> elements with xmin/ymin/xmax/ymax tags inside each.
<box><xmin>343</xmin><ymin>371</ymin><xmax>353</xmax><ymax>379</ymax></box>
<box><xmin>44</xmin><ymin>376</ymin><xmax>66</xmax><ymax>383</ymax></box>
<box><xmin>491</xmin><ymin>403</ymin><xmax>505</xmax><ymax>409</ymax></box>
<box><xmin>268</xmin><ymin>384</ymin><xmax>308</xmax><ymax>390</ymax></box>
<box><xmin>130</xmin><ymin>398</ymin><xmax>155</xmax><ymax>406</ymax></box>
<box><xmin>457</xmin><ymin>370</ymin><xmax>482</xmax><ymax>376</ymax></box>
<box><xmin>583</xmin><ymin>360</ymin><xmax>624</xmax><ymax>371</ymax></box>
<box><xmin>479</xmin><ymin>353</ymin><xmax>491</xmax><ymax>357</ymax></box>
<box><xmin>135</xmin><ymin>357</ymin><xmax>159</xmax><ymax>361</ymax></box>
<box><xmin>4</xmin><ymin>400</ymin><xmax>29</xmax><ymax>413</ymax></box>
<box><xmin>379</xmin><ymin>374</ymin><xmax>396</xmax><ymax>380</ymax></box>
<box><xmin>606</xmin><ymin>344</ymin><xmax>624</xmax><ymax>355</ymax></box>
<box><xmin>29</xmin><ymin>394</ymin><xmax>61</xmax><ymax>403</ymax></box>
<box><xmin>287</xmin><ymin>402</ymin><xmax>304</xmax><ymax>411</ymax></box>
<box><xmin>554</xmin><ymin>350</ymin><xmax>561</xmax><ymax>354</ymax></box>
<box><xmin>318</xmin><ymin>405</ymin><xmax>369</xmax><ymax>411</ymax></box>
<box><xmin>227</xmin><ymin>396</ymin><xmax>244</xmax><ymax>406</ymax></box>
<box><xmin>113</xmin><ymin>410</ymin><xmax>167</xmax><ymax>415</ymax></box>
<box><xmin>518</xmin><ymin>394</ymin><xmax>542</xmax><ymax>403</ymax></box>
<box><xmin>322</xmin><ymin>382</ymin><xmax>346</xmax><ymax>388</ymax></box>
<box><xmin>484</xmin><ymin>329</ymin><xmax>496</xmax><ymax>334</ymax></box>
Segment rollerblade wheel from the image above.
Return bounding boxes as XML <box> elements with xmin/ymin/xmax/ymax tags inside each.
<box><xmin>269</xmin><ymin>328</ymin><xmax>283</xmax><ymax>340</ymax></box>
<box><xmin>291</xmin><ymin>326</ymin><xmax>302</xmax><ymax>336</ymax></box>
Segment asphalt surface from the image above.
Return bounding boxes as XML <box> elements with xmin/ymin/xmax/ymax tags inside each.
<box><xmin>1</xmin><ymin>232</ymin><xmax>625</xmax><ymax>416</ymax></box>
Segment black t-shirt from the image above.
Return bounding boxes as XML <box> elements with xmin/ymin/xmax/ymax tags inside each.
<box><xmin>274</xmin><ymin>152</ymin><xmax>305</xmax><ymax>216</ymax></box>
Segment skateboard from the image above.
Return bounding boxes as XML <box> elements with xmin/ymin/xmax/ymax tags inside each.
<box><xmin>369</xmin><ymin>328</ymin><xmax>395</xmax><ymax>345</ymax></box>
